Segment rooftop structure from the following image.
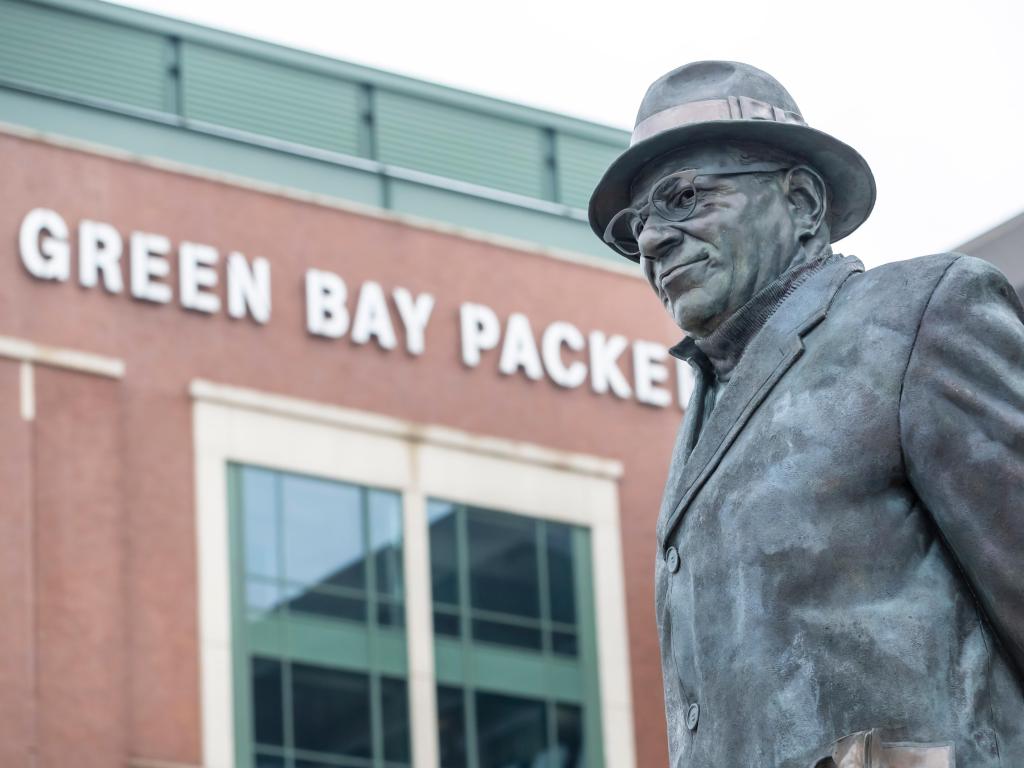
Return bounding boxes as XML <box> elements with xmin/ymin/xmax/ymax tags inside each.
<box><xmin>0</xmin><ymin>0</ymin><xmax>630</xmax><ymax>263</ymax></box>
<box><xmin>957</xmin><ymin>210</ymin><xmax>1024</xmax><ymax>299</ymax></box>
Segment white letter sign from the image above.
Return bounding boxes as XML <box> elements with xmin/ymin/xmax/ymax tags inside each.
<box><xmin>351</xmin><ymin>281</ymin><xmax>397</xmax><ymax>350</ymax></box>
<box><xmin>306</xmin><ymin>269</ymin><xmax>349</xmax><ymax>338</ymax></box>
<box><xmin>541</xmin><ymin>321</ymin><xmax>587</xmax><ymax>389</ymax></box>
<box><xmin>179</xmin><ymin>241</ymin><xmax>221</xmax><ymax>314</ymax></box>
<box><xmin>498</xmin><ymin>313</ymin><xmax>544</xmax><ymax>381</ymax></box>
<box><xmin>227</xmin><ymin>252</ymin><xmax>271</xmax><ymax>324</ymax></box>
<box><xmin>78</xmin><ymin>219</ymin><xmax>123</xmax><ymax>293</ymax></box>
<box><xmin>393</xmin><ymin>287</ymin><xmax>435</xmax><ymax>355</ymax></box>
<box><xmin>130</xmin><ymin>232</ymin><xmax>172</xmax><ymax>304</ymax></box>
<box><xmin>19</xmin><ymin>208</ymin><xmax>70</xmax><ymax>282</ymax></box>
<box><xmin>633</xmin><ymin>340</ymin><xmax>671</xmax><ymax>408</ymax></box>
<box><xmin>589</xmin><ymin>330</ymin><xmax>633</xmax><ymax>399</ymax></box>
<box><xmin>460</xmin><ymin>302</ymin><xmax>501</xmax><ymax>368</ymax></box>
<box><xmin>13</xmin><ymin>207</ymin><xmax>694</xmax><ymax>413</ymax></box>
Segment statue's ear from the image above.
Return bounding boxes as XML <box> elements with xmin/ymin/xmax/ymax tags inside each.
<box><xmin>784</xmin><ymin>165</ymin><xmax>829</xmax><ymax>242</ymax></box>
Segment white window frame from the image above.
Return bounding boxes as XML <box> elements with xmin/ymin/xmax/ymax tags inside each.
<box><xmin>191</xmin><ymin>379</ymin><xmax>636</xmax><ymax>768</ymax></box>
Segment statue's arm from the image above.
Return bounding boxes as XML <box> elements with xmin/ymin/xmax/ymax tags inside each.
<box><xmin>900</xmin><ymin>254</ymin><xmax>1024</xmax><ymax>681</ymax></box>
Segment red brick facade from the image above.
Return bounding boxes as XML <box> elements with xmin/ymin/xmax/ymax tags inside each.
<box><xmin>0</xmin><ymin>131</ymin><xmax>683</xmax><ymax>768</ymax></box>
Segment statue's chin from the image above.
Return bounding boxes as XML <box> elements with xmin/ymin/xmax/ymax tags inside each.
<box><xmin>666</xmin><ymin>285</ymin><xmax>729</xmax><ymax>339</ymax></box>
<box><xmin>671</xmin><ymin>305</ymin><xmax>722</xmax><ymax>340</ymax></box>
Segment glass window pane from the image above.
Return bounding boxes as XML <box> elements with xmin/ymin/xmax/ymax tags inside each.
<box><xmin>378</xmin><ymin>599</ymin><xmax>405</xmax><ymax>628</ymax></box>
<box><xmin>555</xmin><ymin>703</ymin><xmax>584</xmax><ymax>768</ymax></box>
<box><xmin>475</xmin><ymin>691</ymin><xmax>548</xmax><ymax>768</ymax></box>
<box><xmin>246</xmin><ymin>579</ymin><xmax>283</xmax><ymax>618</ymax></box>
<box><xmin>254</xmin><ymin>753</ymin><xmax>286</xmax><ymax>768</ymax></box>
<box><xmin>251</xmin><ymin>656</ymin><xmax>283</xmax><ymax>747</ymax></box>
<box><xmin>428</xmin><ymin>500</ymin><xmax>460</xmax><ymax>608</ymax></box>
<box><xmin>282</xmin><ymin>475</ymin><xmax>366</xmax><ymax>592</ymax></box>
<box><xmin>467</xmin><ymin>509</ymin><xmax>539</xmax><ymax>619</ymax></box>
<box><xmin>381</xmin><ymin>676</ymin><xmax>412</xmax><ymax>764</ymax></box>
<box><xmin>472</xmin><ymin>618</ymin><xmax>541</xmax><ymax>650</ymax></box>
<box><xmin>436</xmin><ymin>685</ymin><xmax>467</xmax><ymax>768</ymax></box>
<box><xmin>370</xmin><ymin>489</ymin><xmax>404</xmax><ymax>601</ymax></box>
<box><xmin>546</xmin><ymin>523</ymin><xmax>577</xmax><ymax>625</ymax></box>
<box><xmin>242</xmin><ymin>466</ymin><xmax>279</xmax><ymax>579</ymax></box>
<box><xmin>433</xmin><ymin>610</ymin><xmax>460</xmax><ymax>638</ymax></box>
<box><xmin>552</xmin><ymin>631</ymin><xmax>578</xmax><ymax>657</ymax></box>
<box><xmin>285</xmin><ymin>588</ymin><xmax>366</xmax><ymax>623</ymax></box>
<box><xmin>291</xmin><ymin>662</ymin><xmax>372</xmax><ymax>759</ymax></box>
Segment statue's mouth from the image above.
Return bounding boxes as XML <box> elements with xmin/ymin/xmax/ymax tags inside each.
<box><xmin>660</xmin><ymin>253</ymin><xmax>709</xmax><ymax>288</ymax></box>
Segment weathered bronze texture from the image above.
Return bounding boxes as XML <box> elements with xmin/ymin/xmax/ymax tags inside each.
<box><xmin>590</xmin><ymin>61</ymin><xmax>1024</xmax><ymax>767</ymax></box>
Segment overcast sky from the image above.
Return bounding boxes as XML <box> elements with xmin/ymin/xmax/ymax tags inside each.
<box><xmin>110</xmin><ymin>0</ymin><xmax>1023</xmax><ymax>268</ymax></box>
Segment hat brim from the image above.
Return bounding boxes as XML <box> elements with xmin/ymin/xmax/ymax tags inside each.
<box><xmin>588</xmin><ymin>120</ymin><xmax>876</xmax><ymax>262</ymax></box>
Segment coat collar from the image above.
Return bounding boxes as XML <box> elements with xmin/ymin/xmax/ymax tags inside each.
<box><xmin>656</xmin><ymin>254</ymin><xmax>864</xmax><ymax>550</ymax></box>
<box><xmin>671</xmin><ymin>254</ymin><xmax>832</xmax><ymax>384</ymax></box>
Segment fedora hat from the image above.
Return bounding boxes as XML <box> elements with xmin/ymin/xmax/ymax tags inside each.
<box><xmin>588</xmin><ymin>61</ymin><xmax>876</xmax><ymax>261</ymax></box>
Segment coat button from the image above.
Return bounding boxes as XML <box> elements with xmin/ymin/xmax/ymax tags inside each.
<box><xmin>665</xmin><ymin>546</ymin><xmax>680</xmax><ymax>573</ymax></box>
<box><xmin>686</xmin><ymin>702</ymin><xmax>700</xmax><ymax>730</ymax></box>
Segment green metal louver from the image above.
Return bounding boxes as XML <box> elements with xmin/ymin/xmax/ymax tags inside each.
<box><xmin>181</xmin><ymin>43</ymin><xmax>363</xmax><ymax>155</ymax></box>
<box><xmin>0</xmin><ymin>0</ymin><xmax>167</xmax><ymax>112</ymax></box>
<box><xmin>556</xmin><ymin>133</ymin><xmax>624</xmax><ymax>210</ymax></box>
<box><xmin>376</xmin><ymin>90</ymin><xmax>548</xmax><ymax>199</ymax></box>
<box><xmin>0</xmin><ymin>0</ymin><xmax>634</xmax><ymax>262</ymax></box>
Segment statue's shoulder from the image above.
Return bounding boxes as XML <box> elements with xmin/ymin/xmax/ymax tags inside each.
<box><xmin>827</xmin><ymin>253</ymin><xmax>968</xmax><ymax>329</ymax></box>
<box><xmin>836</xmin><ymin>253</ymin><xmax>1017</xmax><ymax>336</ymax></box>
<box><xmin>859</xmin><ymin>252</ymin><xmax>962</xmax><ymax>283</ymax></box>
<box><xmin>855</xmin><ymin>252</ymin><xmax>1010</xmax><ymax>301</ymax></box>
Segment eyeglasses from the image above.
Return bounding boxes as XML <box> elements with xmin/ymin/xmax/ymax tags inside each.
<box><xmin>603</xmin><ymin>163</ymin><xmax>790</xmax><ymax>257</ymax></box>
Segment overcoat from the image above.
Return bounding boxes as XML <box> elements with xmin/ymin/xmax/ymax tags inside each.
<box><xmin>655</xmin><ymin>252</ymin><xmax>1024</xmax><ymax>767</ymax></box>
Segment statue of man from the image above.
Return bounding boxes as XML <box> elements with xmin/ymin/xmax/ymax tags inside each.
<box><xmin>589</xmin><ymin>61</ymin><xmax>1024</xmax><ymax>767</ymax></box>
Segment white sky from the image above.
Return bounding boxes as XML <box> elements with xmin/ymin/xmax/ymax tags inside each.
<box><xmin>109</xmin><ymin>0</ymin><xmax>1024</xmax><ymax>268</ymax></box>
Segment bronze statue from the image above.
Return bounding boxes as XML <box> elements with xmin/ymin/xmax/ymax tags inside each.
<box><xmin>589</xmin><ymin>61</ymin><xmax>1024</xmax><ymax>767</ymax></box>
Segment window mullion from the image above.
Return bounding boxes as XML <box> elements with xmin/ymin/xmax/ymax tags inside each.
<box><xmin>364</xmin><ymin>487</ymin><xmax>378</xmax><ymax>657</ymax></box>
<box><xmin>370</xmin><ymin>672</ymin><xmax>384</xmax><ymax>768</ymax></box>
<box><xmin>546</xmin><ymin>700</ymin><xmax>559</xmax><ymax>768</ymax></box>
<box><xmin>456</xmin><ymin>506</ymin><xmax>481</xmax><ymax>768</ymax></box>
<box><xmin>365</xmin><ymin>489</ymin><xmax>385</xmax><ymax>767</ymax></box>
<box><xmin>456</xmin><ymin>505</ymin><xmax>472</xmax><ymax>647</ymax></box>
<box><xmin>464</xmin><ymin>686</ymin><xmax>480</xmax><ymax>768</ymax></box>
<box><xmin>282</xmin><ymin>660</ymin><xmax>295</xmax><ymax>768</ymax></box>
<box><xmin>276</xmin><ymin>473</ymin><xmax>296</xmax><ymax>768</ymax></box>
<box><xmin>537</xmin><ymin>521</ymin><xmax>552</xmax><ymax>656</ymax></box>
<box><xmin>275</xmin><ymin>473</ymin><xmax>288</xmax><ymax>621</ymax></box>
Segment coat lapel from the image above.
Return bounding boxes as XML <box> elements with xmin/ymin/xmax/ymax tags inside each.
<box><xmin>657</xmin><ymin>256</ymin><xmax>864</xmax><ymax>549</ymax></box>
<box><xmin>658</xmin><ymin>355</ymin><xmax>713</xmax><ymax>510</ymax></box>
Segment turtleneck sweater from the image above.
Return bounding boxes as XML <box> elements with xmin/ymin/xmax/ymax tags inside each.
<box><xmin>690</xmin><ymin>253</ymin><xmax>832</xmax><ymax>384</ymax></box>
<box><xmin>667</xmin><ymin>253</ymin><xmax>834</xmax><ymax>438</ymax></box>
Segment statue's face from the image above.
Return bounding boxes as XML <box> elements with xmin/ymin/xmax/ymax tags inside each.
<box><xmin>632</xmin><ymin>143</ymin><xmax>799</xmax><ymax>338</ymax></box>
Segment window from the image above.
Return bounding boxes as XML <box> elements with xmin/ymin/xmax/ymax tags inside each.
<box><xmin>194</xmin><ymin>382</ymin><xmax>635</xmax><ymax>768</ymax></box>
<box><xmin>428</xmin><ymin>501</ymin><xmax>603</xmax><ymax>768</ymax></box>
<box><xmin>437</xmin><ymin>687</ymin><xmax>584</xmax><ymax>768</ymax></box>
<box><xmin>230</xmin><ymin>464</ymin><xmax>410</xmax><ymax>768</ymax></box>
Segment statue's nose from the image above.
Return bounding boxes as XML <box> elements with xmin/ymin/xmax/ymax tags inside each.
<box><xmin>638</xmin><ymin>220</ymin><xmax>683</xmax><ymax>262</ymax></box>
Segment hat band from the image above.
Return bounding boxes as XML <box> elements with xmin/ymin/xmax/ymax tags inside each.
<box><xmin>631</xmin><ymin>96</ymin><xmax>806</xmax><ymax>146</ymax></box>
